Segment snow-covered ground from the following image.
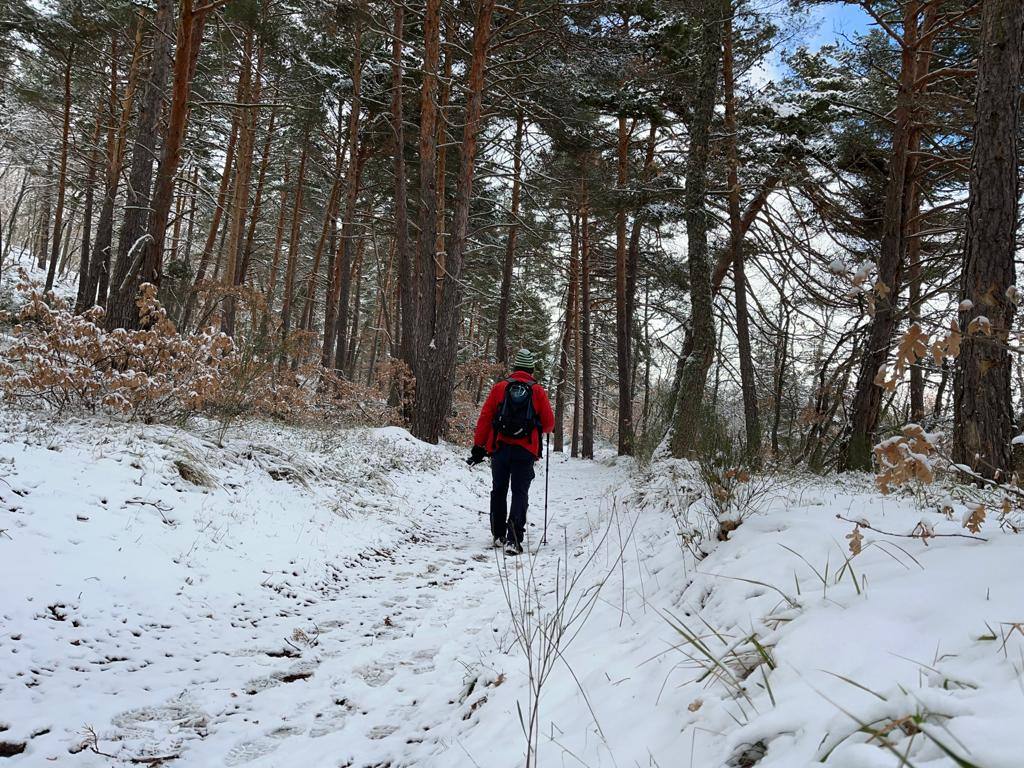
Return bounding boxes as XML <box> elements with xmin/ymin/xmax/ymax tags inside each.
<box><xmin>1</xmin><ymin>411</ymin><xmax>1022</xmax><ymax>767</ymax></box>
<box><xmin>0</xmin><ymin>257</ymin><xmax>78</xmax><ymax>308</ymax></box>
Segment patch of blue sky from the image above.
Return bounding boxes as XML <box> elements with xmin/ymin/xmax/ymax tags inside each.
<box><xmin>747</xmin><ymin>1</ymin><xmax>873</xmax><ymax>86</ymax></box>
<box><xmin>809</xmin><ymin>2</ymin><xmax>873</xmax><ymax>47</ymax></box>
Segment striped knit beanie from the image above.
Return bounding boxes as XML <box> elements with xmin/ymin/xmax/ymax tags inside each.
<box><xmin>512</xmin><ymin>348</ymin><xmax>535</xmax><ymax>371</ymax></box>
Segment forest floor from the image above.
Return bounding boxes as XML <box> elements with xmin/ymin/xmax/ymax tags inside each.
<box><xmin>1</xmin><ymin>412</ymin><xmax>1023</xmax><ymax>767</ymax></box>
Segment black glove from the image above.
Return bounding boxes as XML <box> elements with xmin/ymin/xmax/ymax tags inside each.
<box><xmin>466</xmin><ymin>446</ymin><xmax>487</xmax><ymax>466</ymax></box>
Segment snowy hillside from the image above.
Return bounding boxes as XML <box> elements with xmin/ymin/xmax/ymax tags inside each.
<box><xmin>1</xmin><ymin>413</ymin><xmax>1022</xmax><ymax>767</ymax></box>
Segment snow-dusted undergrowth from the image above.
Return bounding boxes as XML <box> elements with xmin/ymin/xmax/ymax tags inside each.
<box><xmin>1</xmin><ymin>410</ymin><xmax>1021</xmax><ymax>767</ymax></box>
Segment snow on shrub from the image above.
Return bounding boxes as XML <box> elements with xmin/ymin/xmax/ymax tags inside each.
<box><xmin>0</xmin><ymin>279</ymin><xmax>234</xmax><ymax>419</ymax></box>
<box><xmin>873</xmin><ymin>423</ymin><xmax>936</xmax><ymax>493</ymax></box>
<box><xmin>0</xmin><ymin>274</ymin><xmax>395</xmax><ymax>428</ymax></box>
<box><xmin>871</xmin><ymin>423</ymin><xmax>1024</xmax><ymax>539</ymax></box>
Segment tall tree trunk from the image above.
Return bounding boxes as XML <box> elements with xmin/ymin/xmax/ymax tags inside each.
<box><xmin>1</xmin><ymin>171</ymin><xmax>28</xmax><ymax>268</ymax></box>
<box><xmin>571</xmin><ymin>268</ymin><xmax>582</xmax><ymax>459</ymax></box>
<box><xmin>410</xmin><ymin>0</ymin><xmax>496</xmax><ymax>443</ymax></box>
<box><xmin>554</xmin><ymin>211</ymin><xmax>579</xmax><ymax>453</ymax></box>
<box><xmin>627</xmin><ymin>122</ymin><xmax>657</xmax><ymax>399</ymax></box>
<box><xmin>580</xmin><ymin>178</ymin><xmax>594</xmax><ymax>459</ymax></box>
<box><xmin>771</xmin><ymin>299</ymin><xmax>791</xmax><ymax>456</ymax></box>
<box><xmin>57</xmin><ymin>203</ymin><xmax>77</xmax><ymax>278</ymax></box>
<box><xmin>144</xmin><ymin>0</ymin><xmax>206</xmax><ymax>319</ymax></box>
<box><xmin>952</xmin><ymin>0</ymin><xmax>1023</xmax><ymax>479</ymax></box>
<box><xmin>325</xmin><ymin>22</ymin><xmax>364</xmax><ymax>370</ymax></box>
<box><xmin>907</xmin><ymin>190</ymin><xmax>925</xmax><ymax>422</ymax></box>
<box><xmin>279</xmin><ymin>136</ymin><xmax>309</xmax><ymax>365</ymax></box>
<box><xmin>35</xmin><ymin>157</ymin><xmax>52</xmax><ymax>272</ymax></box>
<box><xmin>301</xmin><ymin>106</ymin><xmax>347</xmax><ymax>341</ymax></box>
<box><xmin>614</xmin><ymin>112</ymin><xmax>633</xmax><ymax>455</ymax></box>
<box><xmin>723</xmin><ymin>13</ymin><xmax>761</xmax><ymax>459</ymax></box>
<box><xmin>345</xmin><ymin>239</ymin><xmax>365</xmax><ymax>375</ymax></box>
<box><xmin>239</xmin><ymin>92</ymin><xmax>277</xmax><ymax>291</ymax></box>
<box><xmin>222</xmin><ymin>30</ymin><xmax>258</xmax><ymax>336</ymax></box>
<box><xmin>259</xmin><ymin>160</ymin><xmax>289</xmax><ymax>343</ymax></box>
<box><xmin>409</xmin><ymin>0</ymin><xmax>443</xmax><ymax>432</ymax></box>
<box><xmin>180</xmin><ymin>54</ymin><xmax>245</xmax><ymax>331</ymax></box>
<box><xmin>392</xmin><ymin>0</ymin><xmax>415</xmax><ymax>380</ymax></box>
<box><xmin>88</xmin><ymin>22</ymin><xmax>144</xmax><ymax>311</ymax></box>
<box><xmin>433</xmin><ymin>15</ymin><xmax>454</xmax><ymax>309</ymax></box>
<box><xmin>44</xmin><ymin>46</ymin><xmax>74</xmax><ymax>293</ymax></box>
<box><xmin>74</xmin><ymin>105</ymin><xmax>102</xmax><ymax>312</ymax></box>
<box><xmin>668</xmin><ymin>0</ymin><xmax>726</xmax><ymax>458</ymax></box>
<box><xmin>87</xmin><ymin>26</ymin><xmax>138</xmax><ymax>309</ymax></box>
<box><xmin>495</xmin><ymin>107</ymin><xmax>524</xmax><ymax>364</ymax></box>
<box><xmin>840</xmin><ymin>2</ymin><xmax>934</xmax><ymax>469</ymax></box>
<box><xmin>105</xmin><ymin>0</ymin><xmax>174</xmax><ymax>330</ymax></box>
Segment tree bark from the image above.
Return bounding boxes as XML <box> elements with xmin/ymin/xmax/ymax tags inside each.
<box><xmin>495</xmin><ymin>107</ymin><xmax>524</xmax><ymax>365</ymax></box>
<box><xmin>627</xmin><ymin>122</ymin><xmax>657</xmax><ymax>398</ymax></box>
<box><xmin>74</xmin><ymin>104</ymin><xmax>103</xmax><ymax>312</ymax></box>
<box><xmin>44</xmin><ymin>46</ymin><xmax>74</xmax><ymax>293</ymax></box>
<box><xmin>344</xmin><ymin>239</ymin><xmax>366</xmax><ymax>376</ymax></box>
<box><xmin>91</xmin><ymin>22</ymin><xmax>144</xmax><ymax>311</ymax></box>
<box><xmin>180</xmin><ymin>52</ymin><xmax>244</xmax><ymax>331</ymax></box>
<box><xmin>297</xmin><ymin>105</ymin><xmax>346</xmax><ymax>344</ymax></box>
<box><xmin>840</xmin><ymin>1</ymin><xmax>935</xmax><ymax>469</ymax></box>
<box><xmin>239</xmin><ymin>93</ymin><xmax>277</xmax><ymax>294</ymax></box>
<box><xmin>723</xmin><ymin>12</ymin><xmax>761</xmax><ymax>459</ymax></box>
<box><xmin>408</xmin><ymin>0</ymin><xmax>443</xmax><ymax>433</ymax></box>
<box><xmin>952</xmin><ymin>0</ymin><xmax>1022</xmax><ymax>479</ymax></box>
<box><xmin>35</xmin><ymin>156</ymin><xmax>52</xmax><ymax>272</ymax></box>
<box><xmin>907</xmin><ymin>189</ymin><xmax>925</xmax><ymax>422</ymax></box>
<box><xmin>105</xmin><ymin>0</ymin><xmax>174</xmax><ymax>330</ymax></box>
<box><xmin>144</xmin><ymin>0</ymin><xmax>206</xmax><ymax>320</ymax></box>
<box><xmin>327</xmin><ymin>23</ymin><xmax>365</xmax><ymax>372</ymax></box>
<box><xmin>410</xmin><ymin>0</ymin><xmax>496</xmax><ymax>443</ymax></box>
<box><xmin>433</xmin><ymin>15</ymin><xmax>454</xmax><ymax>309</ymax></box>
<box><xmin>554</xmin><ymin>211</ymin><xmax>579</xmax><ymax>453</ymax></box>
<box><xmin>580</xmin><ymin>177</ymin><xmax>594</xmax><ymax>459</ymax></box>
<box><xmin>572</xmin><ymin>229</ymin><xmax>582</xmax><ymax>459</ymax></box>
<box><xmin>392</xmin><ymin>0</ymin><xmax>416</xmax><ymax>380</ymax></box>
<box><xmin>222</xmin><ymin>30</ymin><xmax>257</xmax><ymax>336</ymax></box>
<box><xmin>258</xmin><ymin>160</ymin><xmax>289</xmax><ymax>343</ymax></box>
<box><xmin>614</xmin><ymin>112</ymin><xmax>633</xmax><ymax>455</ymax></box>
<box><xmin>668</xmin><ymin>0</ymin><xmax>726</xmax><ymax>458</ymax></box>
<box><xmin>279</xmin><ymin>136</ymin><xmax>309</xmax><ymax>365</ymax></box>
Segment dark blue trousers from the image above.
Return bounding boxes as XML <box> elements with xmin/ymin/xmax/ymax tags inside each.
<box><xmin>490</xmin><ymin>444</ymin><xmax>536</xmax><ymax>546</ymax></box>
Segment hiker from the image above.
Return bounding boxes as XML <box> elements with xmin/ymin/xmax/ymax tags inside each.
<box><xmin>466</xmin><ymin>349</ymin><xmax>555</xmax><ymax>556</ymax></box>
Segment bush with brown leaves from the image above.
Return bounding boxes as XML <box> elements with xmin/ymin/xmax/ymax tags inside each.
<box><xmin>0</xmin><ymin>277</ymin><xmax>397</xmax><ymax>430</ymax></box>
<box><xmin>0</xmin><ymin>281</ymin><xmax>234</xmax><ymax>421</ymax></box>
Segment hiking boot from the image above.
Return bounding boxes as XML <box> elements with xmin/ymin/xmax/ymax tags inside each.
<box><xmin>492</xmin><ymin>536</ymin><xmax>505</xmax><ymax>549</ymax></box>
<box><xmin>504</xmin><ymin>540</ymin><xmax>524</xmax><ymax>556</ymax></box>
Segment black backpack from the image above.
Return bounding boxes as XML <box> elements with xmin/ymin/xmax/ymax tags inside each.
<box><xmin>494</xmin><ymin>378</ymin><xmax>538</xmax><ymax>440</ymax></box>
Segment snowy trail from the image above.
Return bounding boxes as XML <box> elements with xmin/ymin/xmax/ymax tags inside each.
<box><xmin>6</xmin><ymin>416</ymin><xmax>1023</xmax><ymax>767</ymax></box>
<box><xmin>194</xmin><ymin>452</ymin><xmax>615</xmax><ymax>768</ymax></box>
<box><xmin>0</xmin><ymin>418</ymin><xmax>625</xmax><ymax>767</ymax></box>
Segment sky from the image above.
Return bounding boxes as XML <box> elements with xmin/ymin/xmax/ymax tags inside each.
<box><xmin>747</xmin><ymin>1</ymin><xmax>874</xmax><ymax>87</ymax></box>
<box><xmin>811</xmin><ymin>2</ymin><xmax>873</xmax><ymax>47</ymax></box>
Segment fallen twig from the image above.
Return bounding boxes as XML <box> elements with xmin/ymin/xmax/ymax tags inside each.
<box><xmin>130</xmin><ymin>754</ymin><xmax>181</xmax><ymax>765</ymax></box>
<box><xmin>125</xmin><ymin>498</ymin><xmax>174</xmax><ymax>513</ymax></box>
<box><xmin>836</xmin><ymin>514</ymin><xmax>988</xmax><ymax>544</ymax></box>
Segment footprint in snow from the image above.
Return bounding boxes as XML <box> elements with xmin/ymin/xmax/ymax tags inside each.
<box><xmin>223</xmin><ymin>737</ymin><xmax>279</xmax><ymax>765</ymax></box>
<box><xmin>368</xmin><ymin>724</ymin><xmax>398</xmax><ymax>740</ymax></box>
<box><xmin>401</xmin><ymin>648</ymin><xmax>437</xmax><ymax>675</ymax></box>
<box><xmin>111</xmin><ymin>701</ymin><xmax>209</xmax><ymax>735</ymax></box>
<box><xmin>355</xmin><ymin>662</ymin><xmax>395</xmax><ymax>688</ymax></box>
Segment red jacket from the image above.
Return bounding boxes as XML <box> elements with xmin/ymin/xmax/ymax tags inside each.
<box><xmin>474</xmin><ymin>371</ymin><xmax>555</xmax><ymax>458</ymax></box>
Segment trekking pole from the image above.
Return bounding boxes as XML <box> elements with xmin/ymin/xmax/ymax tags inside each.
<box><xmin>542</xmin><ymin>433</ymin><xmax>550</xmax><ymax>545</ymax></box>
